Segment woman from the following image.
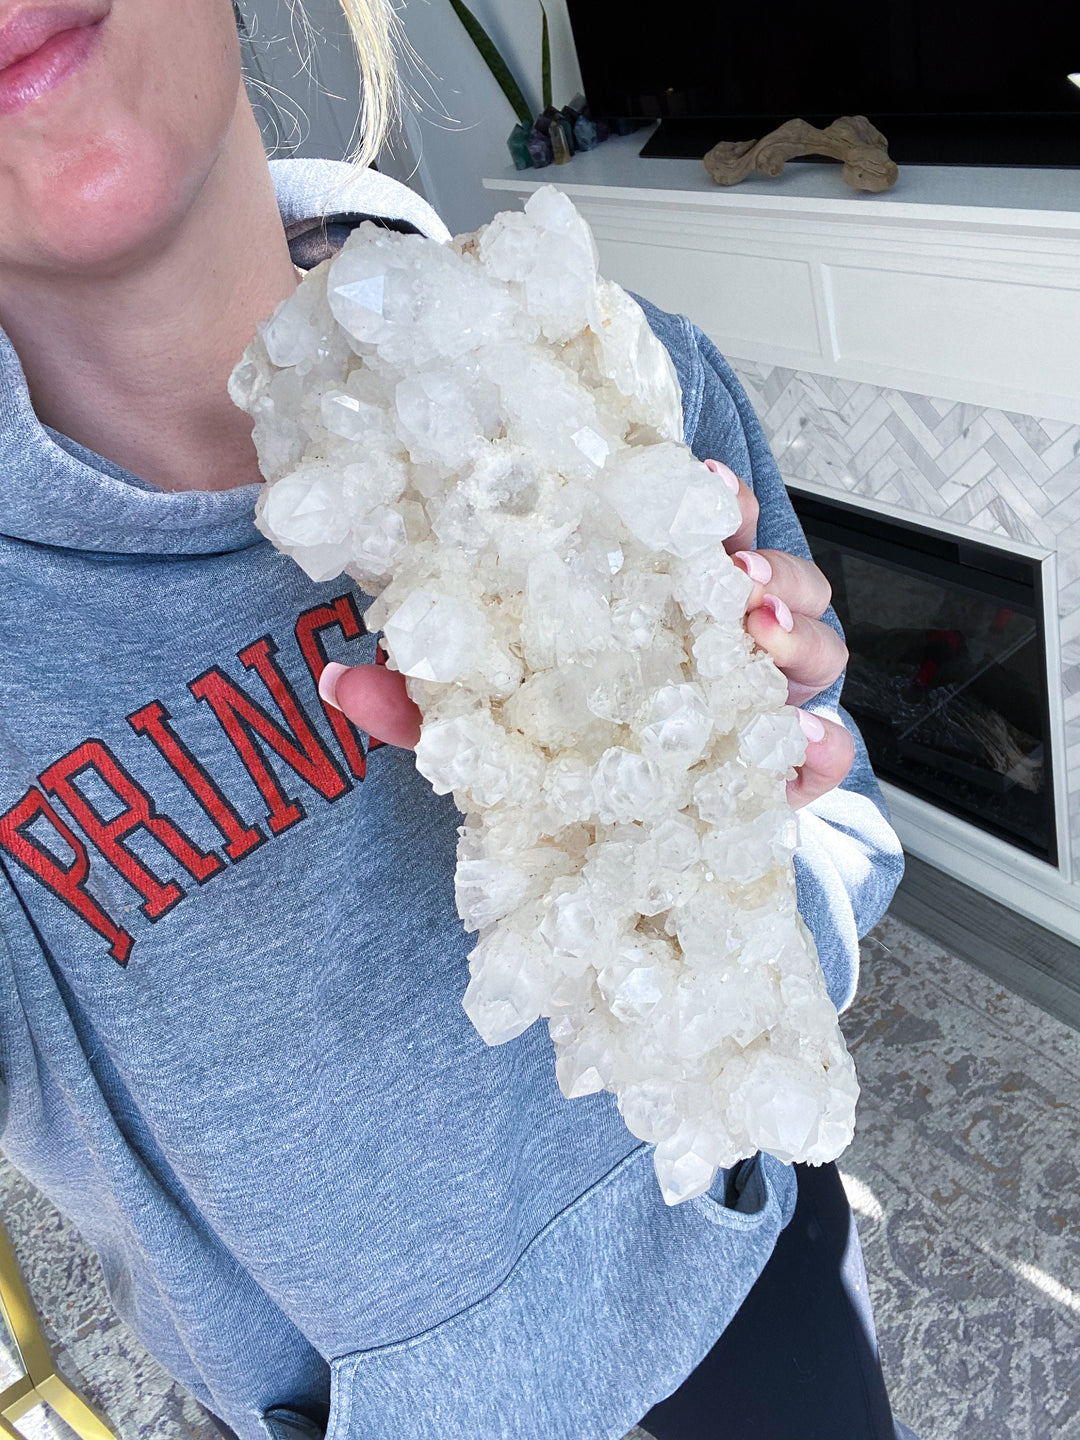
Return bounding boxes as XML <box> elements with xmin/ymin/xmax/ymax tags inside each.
<box><xmin>0</xmin><ymin>1</ymin><xmax>908</xmax><ymax>1437</ymax></box>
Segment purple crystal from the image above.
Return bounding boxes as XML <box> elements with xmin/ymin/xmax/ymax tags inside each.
<box><xmin>526</xmin><ymin>126</ymin><xmax>553</xmax><ymax>167</ymax></box>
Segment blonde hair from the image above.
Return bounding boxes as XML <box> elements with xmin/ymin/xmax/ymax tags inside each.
<box><xmin>271</xmin><ymin>0</ymin><xmax>402</xmax><ymax>169</ymax></box>
<box><xmin>334</xmin><ymin>0</ymin><xmax>402</xmax><ymax>169</ymax></box>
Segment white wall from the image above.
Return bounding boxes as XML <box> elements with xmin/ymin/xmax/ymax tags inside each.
<box><xmin>238</xmin><ymin>0</ymin><xmax>367</xmax><ymax>162</ymax></box>
<box><xmin>388</xmin><ymin>0</ymin><xmax>584</xmax><ymax>235</ymax></box>
<box><xmin>239</xmin><ymin>0</ymin><xmax>583</xmax><ymax>237</ymax></box>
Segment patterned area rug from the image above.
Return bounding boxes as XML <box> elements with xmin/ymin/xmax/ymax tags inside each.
<box><xmin>1</xmin><ymin>911</ymin><xmax>1077</xmax><ymax>1440</ymax></box>
<box><xmin>842</xmin><ymin>914</ymin><xmax>1080</xmax><ymax>1440</ymax></box>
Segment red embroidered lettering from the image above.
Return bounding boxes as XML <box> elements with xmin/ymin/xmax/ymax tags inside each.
<box><xmin>128</xmin><ymin>700</ymin><xmax>264</xmax><ymax>862</ymax></box>
<box><xmin>40</xmin><ymin>741</ymin><xmax>222</xmax><ymax>920</ymax></box>
<box><xmin>0</xmin><ymin>788</ymin><xmax>134</xmax><ymax>965</ymax></box>
<box><xmin>189</xmin><ymin>636</ymin><xmax>348</xmax><ymax>835</ymax></box>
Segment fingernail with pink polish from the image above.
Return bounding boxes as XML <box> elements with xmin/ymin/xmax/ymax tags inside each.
<box><xmin>762</xmin><ymin>594</ymin><xmax>794</xmax><ymax>632</ymax></box>
<box><xmin>705</xmin><ymin>457</ymin><xmax>741</xmax><ymax>494</ymax></box>
<box><xmin>734</xmin><ymin>550</ymin><xmax>772</xmax><ymax>585</ymax></box>
<box><xmin>318</xmin><ymin>662</ymin><xmax>349</xmax><ymax>712</ymax></box>
<box><xmin>798</xmin><ymin>708</ymin><xmax>826</xmax><ymax>743</ymax></box>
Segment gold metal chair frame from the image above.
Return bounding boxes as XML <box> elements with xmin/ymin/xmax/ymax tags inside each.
<box><xmin>0</xmin><ymin>1220</ymin><xmax>117</xmax><ymax>1440</ymax></box>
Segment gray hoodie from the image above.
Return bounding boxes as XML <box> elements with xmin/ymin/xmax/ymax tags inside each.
<box><xmin>0</xmin><ymin>159</ymin><xmax>903</xmax><ymax>1440</ymax></box>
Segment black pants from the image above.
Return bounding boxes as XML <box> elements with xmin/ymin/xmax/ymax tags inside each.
<box><xmin>642</xmin><ymin>1162</ymin><xmax>897</xmax><ymax>1440</ymax></box>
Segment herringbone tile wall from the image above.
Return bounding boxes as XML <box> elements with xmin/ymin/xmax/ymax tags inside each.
<box><xmin>732</xmin><ymin>360</ymin><xmax>1080</xmax><ymax>860</ymax></box>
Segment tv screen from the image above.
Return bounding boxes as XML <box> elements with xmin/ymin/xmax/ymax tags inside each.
<box><xmin>566</xmin><ymin>0</ymin><xmax>1080</xmax><ymax>165</ymax></box>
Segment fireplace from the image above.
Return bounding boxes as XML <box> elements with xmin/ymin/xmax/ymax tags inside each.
<box><xmin>788</xmin><ymin>488</ymin><xmax>1057</xmax><ymax>865</ymax></box>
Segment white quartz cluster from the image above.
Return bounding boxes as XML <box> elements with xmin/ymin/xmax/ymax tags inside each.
<box><xmin>230</xmin><ymin>186</ymin><xmax>858</xmax><ymax>1204</ymax></box>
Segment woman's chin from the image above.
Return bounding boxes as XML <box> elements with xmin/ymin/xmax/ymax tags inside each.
<box><xmin>25</xmin><ymin>127</ymin><xmax>213</xmax><ymax>275</ymax></box>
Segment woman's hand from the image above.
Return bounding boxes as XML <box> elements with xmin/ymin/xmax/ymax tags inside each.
<box><xmin>319</xmin><ymin>456</ymin><xmax>855</xmax><ymax>808</ymax></box>
<box><xmin>319</xmin><ymin>659</ymin><xmax>423</xmax><ymax>750</ymax></box>
<box><xmin>706</xmin><ymin>458</ymin><xmax>854</xmax><ymax>808</ymax></box>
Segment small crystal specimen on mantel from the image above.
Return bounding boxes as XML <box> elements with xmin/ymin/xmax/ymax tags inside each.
<box><xmin>230</xmin><ymin>186</ymin><xmax>859</xmax><ymax>1205</ymax></box>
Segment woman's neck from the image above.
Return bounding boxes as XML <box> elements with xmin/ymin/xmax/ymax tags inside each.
<box><xmin>0</xmin><ymin>99</ymin><xmax>299</xmax><ymax>493</ymax></box>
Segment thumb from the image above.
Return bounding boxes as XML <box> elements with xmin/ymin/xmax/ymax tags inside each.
<box><xmin>318</xmin><ymin>663</ymin><xmax>422</xmax><ymax>751</ymax></box>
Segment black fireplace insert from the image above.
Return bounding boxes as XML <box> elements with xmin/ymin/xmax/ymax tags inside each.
<box><xmin>788</xmin><ymin>488</ymin><xmax>1057</xmax><ymax>864</ymax></box>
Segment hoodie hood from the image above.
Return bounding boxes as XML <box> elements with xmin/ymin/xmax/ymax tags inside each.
<box><xmin>0</xmin><ymin>159</ymin><xmax>448</xmax><ymax>557</ymax></box>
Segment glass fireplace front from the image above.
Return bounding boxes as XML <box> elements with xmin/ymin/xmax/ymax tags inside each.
<box><xmin>788</xmin><ymin>488</ymin><xmax>1056</xmax><ymax>864</ymax></box>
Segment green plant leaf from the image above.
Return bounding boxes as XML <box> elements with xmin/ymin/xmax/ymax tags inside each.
<box><xmin>540</xmin><ymin>2</ymin><xmax>552</xmax><ymax>111</ymax></box>
<box><xmin>448</xmin><ymin>0</ymin><xmax>533</xmax><ymax>126</ymax></box>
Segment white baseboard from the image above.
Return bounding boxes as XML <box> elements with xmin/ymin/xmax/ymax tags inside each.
<box><xmin>882</xmin><ymin>782</ymin><xmax>1080</xmax><ymax>947</ymax></box>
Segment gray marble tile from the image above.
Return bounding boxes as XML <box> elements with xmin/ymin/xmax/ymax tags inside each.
<box><xmin>983</xmin><ymin>486</ymin><xmax>1045</xmax><ymax>547</ymax></box>
<box><xmin>1058</xmin><ymin>601</ymin><xmax>1080</xmax><ymax>645</ymax></box>
<box><xmin>1001</xmin><ymin>410</ymin><xmax>1056</xmax><ymax>456</ymax></box>
<box><xmin>985</xmin><ymin>410</ymin><xmax>1054</xmax><ymax>483</ymax></box>
<box><xmin>891</xmin><ymin>392</ymin><xmax>947</xmax><ymax>459</ymax></box>
<box><xmin>927</xmin><ymin>396</ymin><xmax>956</xmax><ymax>420</ymax></box>
<box><xmin>1054</xmin><ymin>548</ymin><xmax>1080</xmax><ymax>595</ymax></box>
<box><xmin>864</xmin><ymin>457</ymin><xmax>902</xmax><ymax>499</ymax></box>
<box><xmin>934</xmin><ymin>416</ymin><xmax>997</xmax><ymax>479</ymax></box>
<box><xmin>983</xmin><ymin>428</ymin><xmax>1053</xmax><ymax>498</ymax></box>
<box><xmin>849</xmin><ymin>415</ymin><xmax>899</xmax><ymax>479</ymax></box>
<box><xmin>928</xmin><ymin>402</ymin><xmax>974</xmax><ymax>450</ymax></box>
<box><xmin>759</xmin><ymin>384</ymin><xmax>808</xmax><ymax>442</ymax></box>
<box><xmin>884</xmin><ymin>414</ymin><xmax>950</xmax><ymax>492</ymax></box>
<box><xmin>941</xmin><ymin>476</ymin><xmax>1003</xmax><ymax>530</ymax></box>
<box><xmin>840</xmin><ymin>393</ymin><xmax>897</xmax><ymax>458</ymax></box>
<box><xmin>1040</xmin><ymin>456</ymin><xmax>1080</xmax><ymax>511</ymax></box>
<box><xmin>944</xmin><ymin>447</ymin><xmax>1006</xmax><ymax>506</ymax></box>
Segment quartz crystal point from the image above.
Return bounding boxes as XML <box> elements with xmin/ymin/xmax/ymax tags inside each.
<box><xmin>230</xmin><ymin>185</ymin><xmax>859</xmax><ymax>1205</ymax></box>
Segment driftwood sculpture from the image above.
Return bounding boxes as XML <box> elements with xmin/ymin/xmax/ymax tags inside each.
<box><xmin>704</xmin><ymin>115</ymin><xmax>898</xmax><ymax>193</ymax></box>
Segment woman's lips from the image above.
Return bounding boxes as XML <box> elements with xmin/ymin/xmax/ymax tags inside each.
<box><xmin>0</xmin><ymin>12</ymin><xmax>103</xmax><ymax>116</ymax></box>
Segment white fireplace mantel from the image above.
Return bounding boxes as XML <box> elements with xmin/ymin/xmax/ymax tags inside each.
<box><xmin>485</xmin><ymin>133</ymin><xmax>1080</xmax><ymax>427</ymax></box>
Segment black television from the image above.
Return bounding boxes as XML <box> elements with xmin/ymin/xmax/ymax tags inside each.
<box><xmin>565</xmin><ymin>0</ymin><xmax>1080</xmax><ymax>166</ymax></box>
